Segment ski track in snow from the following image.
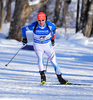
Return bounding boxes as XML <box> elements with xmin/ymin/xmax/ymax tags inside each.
<box><xmin>1</xmin><ymin>0</ymin><xmax>93</xmax><ymax>99</ymax></box>
<box><xmin>0</xmin><ymin>31</ymin><xmax>93</xmax><ymax>100</ymax></box>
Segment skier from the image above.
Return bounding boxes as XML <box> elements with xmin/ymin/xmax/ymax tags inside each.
<box><xmin>21</xmin><ymin>12</ymin><xmax>68</xmax><ymax>85</ymax></box>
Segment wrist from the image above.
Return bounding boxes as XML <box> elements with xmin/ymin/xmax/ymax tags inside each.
<box><xmin>52</xmin><ymin>35</ymin><xmax>55</xmax><ymax>40</ymax></box>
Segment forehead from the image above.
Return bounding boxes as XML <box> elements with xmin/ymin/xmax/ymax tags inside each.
<box><xmin>38</xmin><ymin>20</ymin><xmax>45</xmax><ymax>21</ymax></box>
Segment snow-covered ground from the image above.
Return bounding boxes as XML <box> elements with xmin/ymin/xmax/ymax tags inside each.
<box><xmin>0</xmin><ymin>23</ymin><xmax>93</xmax><ymax>100</ymax></box>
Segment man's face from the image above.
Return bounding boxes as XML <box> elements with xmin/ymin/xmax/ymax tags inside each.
<box><xmin>38</xmin><ymin>19</ymin><xmax>46</xmax><ymax>27</ymax></box>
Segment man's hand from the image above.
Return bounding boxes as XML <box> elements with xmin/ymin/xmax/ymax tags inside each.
<box><xmin>51</xmin><ymin>39</ymin><xmax>55</xmax><ymax>46</ymax></box>
<box><xmin>22</xmin><ymin>37</ymin><xmax>27</xmax><ymax>45</ymax></box>
<box><xmin>51</xmin><ymin>35</ymin><xmax>55</xmax><ymax>46</ymax></box>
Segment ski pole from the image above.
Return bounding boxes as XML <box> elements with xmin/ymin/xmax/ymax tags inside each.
<box><xmin>5</xmin><ymin>45</ymin><xmax>25</xmax><ymax>67</ymax></box>
<box><xmin>45</xmin><ymin>52</ymin><xmax>55</xmax><ymax>71</ymax></box>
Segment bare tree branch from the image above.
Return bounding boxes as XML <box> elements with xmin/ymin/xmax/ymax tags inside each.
<box><xmin>29</xmin><ymin>0</ymin><xmax>48</xmax><ymax>12</ymax></box>
<box><xmin>7</xmin><ymin>0</ymin><xmax>49</xmax><ymax>41</ymax></box>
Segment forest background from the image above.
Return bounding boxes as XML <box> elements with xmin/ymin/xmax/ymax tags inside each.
<box><xmin>0</xmin><ymin>0</ymin><xmax>93</xmax><ymax>41</ymax></box>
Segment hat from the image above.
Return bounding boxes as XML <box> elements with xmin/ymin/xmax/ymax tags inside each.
<box><xmin>37</xmin><ymin>12</ymin><xmax>46</xmax><ymax>20</ymax></box>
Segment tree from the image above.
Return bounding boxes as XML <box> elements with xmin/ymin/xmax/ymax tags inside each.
<box><xmin>53</xmin><ymin>0</ymin><xmax>71</xmax><ymax>27</ymax></box>
<box><xmin>7</xmin><ymin>0</ymin><xmax>48</xmax><ymax>41</ymax></box>
<box><xmin>83</xmin><ymin>0</ymin><xmax>93</xmax><ymax>37</ymax></box>
<box><xmin>60</xmin><ymin>0</ymin><xmax>71</xmax><ymax>27</ymax></box>
<box><xmin>39</xmin><ymin>4</ymin><xmax>47</xmax><ymax>20</ymax></box>
<box><xmin>39</xmin><ymin>0</ymin><xmax>52</xmax><ymax>21</ymax></box>
<box><xmin>79</xmin><ymin>0</ymin><xmax>89</xmax><ymax>31</ymax></box>
<box><xmin>4</xmin><ymin>0</ymin><xmax>12</xmax><ymax>23</ymax></box>
<box><xmin>77</xmin><ymin>0</ymin><xmax>93</xmax><ymax>37</ymax></box>
<box><xmin>53</xmin><ymin>0</ymin><xmax>62</xmax><ymax>25</ymax></box>
<box><xmin>76</xmin><ymin>0</ymin><xmax>80</xmax><ymax>33</ymax></box>
<box><xmin>0</xmin><ymin>0</ymin><xmax>4</xmax><ymax>32</ymax></box>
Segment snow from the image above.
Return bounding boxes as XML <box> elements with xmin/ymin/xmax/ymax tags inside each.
<box><xmin>0</xmin><ymin>0</ymin><xmax>93</xmax><ymax>99</ymax></box>
<box><xmin>28</xmin><ymin>0</ymin><xmax>40</xmax><ymax>6</ymax></box>
<box><xmin>0</xmin><ymin>23</ymin><xmax>93</xmax><ymax>100</ymax></box>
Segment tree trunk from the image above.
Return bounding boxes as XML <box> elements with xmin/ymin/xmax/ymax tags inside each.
<box><xmin>58</xmin><ymin>0</ymin><xmax>71</xmax><ymax>27</ymax></box>
<box><xmin>7</xmin><ymin>0</ymin><xmax>30</xmax><ymax>41</ymax></box>
<box><xmin>39</xmin><ymin>5</ymin><xmax>47</xmax><ymax>14</ymax></box>
<box><xmin>76</xmin><ymin>0</ymin><xmax>80</xmax><ymax>33</ymax></box>
<box><xmin>4</xmin><ymin>0</ymin><xmax>11</xmax><ymax>23</ymax></box>
<box><xmin>7</xmin><ymin>0</ymin><xmax>48</xmax><ymax>41</ymax></box>
<box><xmin>83</xmin><ymin>0</ymin><xmax>93</xmax><ymax>37</ymax></box>
<box><xmin>53</xmin><ymin>0</ymin><xmax>62</xmax><ymax>24</ymax></box>
<box><xmin>39</xmin><ymin>0</ymin><xmax>52</xmax><ymax>21</ymax></box>
<box><xmin>39</xmin><ymin>4</ymin><xmax>47</xmax><ymax>20</ymax></box>
<box><xmin>79</xmin><ymin>0</ymin><xmax>89</xmax><ymax>31</ymax></box>
<box><xmin>0</xmin><ymin>0</ymin><xmax>4</xmax><ymax>32</ymax></box>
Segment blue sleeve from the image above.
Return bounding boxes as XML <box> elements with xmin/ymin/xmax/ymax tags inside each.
<box><xmin>46</xmin><ymin>21</ymin><xmax>56</xmax><ymax>35</ymax></box>
<box><xmin>21</xmin><ymin>21</ymin><xmax>37</xmax><ymax>37</ymax></box>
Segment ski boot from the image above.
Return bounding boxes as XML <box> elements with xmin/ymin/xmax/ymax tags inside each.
<box><xmin>40</xmin><ymin>71</ymin><xmax>46</xmax><ymax>84</ymax></box>
<box><xmin>57</xmin><ymin>74</ymin><xmax>69</xmax><ymax>85</ymax></box>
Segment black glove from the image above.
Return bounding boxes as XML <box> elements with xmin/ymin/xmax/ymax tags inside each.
<box><xmin>51</xmin><ymin>39</ymin><xmax>55</xmax><ymax>46</ymax></box>
<box><xmin>22</xmin><ymin>37</ymin><xmax>27</xmax><ymax>45</ymax></box>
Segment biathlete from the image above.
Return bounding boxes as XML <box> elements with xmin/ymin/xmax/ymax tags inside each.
<box><xmin>21</xmin><ymin>12</ymin><xmax>68</xmax><ymax>84</ymax></box>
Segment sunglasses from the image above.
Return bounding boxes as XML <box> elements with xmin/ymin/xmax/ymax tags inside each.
<box><xmin>38</xmin><ymin>20</ymin><xmax>45</xmax><ymax>22</ymax></box>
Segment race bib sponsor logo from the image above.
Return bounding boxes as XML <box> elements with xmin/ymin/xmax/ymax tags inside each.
<box><xmin>36</xmin><ymin>30</ymin><xmax>49</xmax><ymax>33</ymax></box>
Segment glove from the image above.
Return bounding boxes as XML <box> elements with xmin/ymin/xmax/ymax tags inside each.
<box><xmin>22</xmin><ymin>37</ymin><xmax>27</xmax><ymax>45</ymax></box>
<box><xmin>51</xmin><ymin>39</ymin><xmax>55</xmax><ymax>46</ymax></box>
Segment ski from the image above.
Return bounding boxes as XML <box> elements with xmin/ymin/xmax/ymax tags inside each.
<box><xmin>40</xmin><ymin>83</ymin><xmax>46</xmax><ymax>86</ymax></box>
<box><xmin>65</xmin><ymin>83</ymin><xmax>91</xmax><ymax>86</ymax></box>
<box><xmin>40</xmin><ymin>82</ymin><xmax>91</xmax><ymax>86</ymax></box>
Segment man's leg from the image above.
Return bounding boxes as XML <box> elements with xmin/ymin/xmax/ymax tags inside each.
<box><xmin>44</xmin><ymin>42</ymin><xmax>68</xmax><ymax>84</ymax></box>
<box><xmin>34</xmin><ymin>49</ymin><xmax>46</xmax><ymax>84</ymax></box>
